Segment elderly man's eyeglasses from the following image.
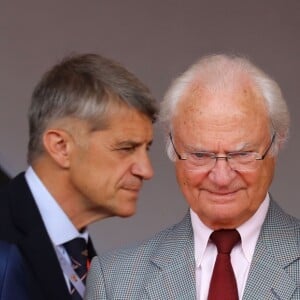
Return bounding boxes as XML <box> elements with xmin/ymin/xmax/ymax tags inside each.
<box><xmin>169</xmin><ymin>133</ymin><xmax>276</xmax><ymax>172</ymax></box>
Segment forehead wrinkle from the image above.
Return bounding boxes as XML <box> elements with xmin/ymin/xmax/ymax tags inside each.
<box><xmin>175</xmin><ymin>85</ymin><xmax>269</xmax><ymax>131</ymax></box>
<box><xmin>181</xmin><ymin>138</ymin><xmax>259</xmax><ymax>154</ymax></box>
<box><xmin>179</xmin><ymin>74</ymin><xmax>267</xmax><ymax>115</ymax></box>
<box><xmin>172</xmin><ymin>78</ymin><xmax>271</xmax><ymax>156</ymax></box>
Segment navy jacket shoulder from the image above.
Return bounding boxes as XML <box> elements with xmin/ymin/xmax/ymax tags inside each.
<box><xmin>0</xmin><ymin>173</ymin><xmax>72</xmax><ymax>300</ymax></box>
<box><xmin>0</xmin><ymin>241</ymin><xmax>30</xmax><ymax>300</ymax></box>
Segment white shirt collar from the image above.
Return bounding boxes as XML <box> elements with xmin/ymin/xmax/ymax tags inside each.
<box><xmin>25</xmin><ymin>166</ymin><xmax>88</xmax><ymax>246</ymax></box>
<box><xmin>191</xmin><ymin>209</ymin><xmax>213</xmax><ymax>268</ymax></box>
<box><xmin>191</xmin><ymin>194</ymin><xmax>270</xmax><ymax>267</ymax></box>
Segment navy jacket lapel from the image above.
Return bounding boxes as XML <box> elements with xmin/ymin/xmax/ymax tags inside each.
<box><xmin>9</xmin><ymin>173</ymin><xmax>71</xmax><ymax>300</ymax></box>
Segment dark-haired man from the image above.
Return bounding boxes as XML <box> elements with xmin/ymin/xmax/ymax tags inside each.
<box><xmin>0</xmin><ymin>53</ymin><xmax>158</xmax><ymax>300</ymax></box>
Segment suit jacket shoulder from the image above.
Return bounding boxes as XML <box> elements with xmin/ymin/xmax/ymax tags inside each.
<box><xmin>0</xmin><ymin>173</ymin><xmax>71</xmax><ymax>300</ymax></box>
<box><xmin>86</xmin><ymin>212</ymin><xmax>197</xmax><ymax>300</ymax></box>
<box><xmin>0</xmin><ymin>241</ymin><xmax>30</xmax><ymax>300</ymax></box>
<box><xmin>243</xmin><ymin>200</ymin><xmax>300</xmax><ymax>300</ymax></box>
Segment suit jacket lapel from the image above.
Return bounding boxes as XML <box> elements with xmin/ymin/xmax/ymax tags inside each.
<box><xmin>243</xmin><ymin>200</ymin><xmax>299</xmax><ymax>300</ymax></box>
<box><xmin>10</xmin><ymin>174</ymin><xmax>71</xmax><ymax>300</ymax></box>
<box><xmin>144</xmin><ymin>212</ymin><xmax>197</xmax><ymax>299</ymax></box>
<box><xmin>20</xmin><ymin>226</ymin><xmax>71</xmax><ymax>299</ymax></box>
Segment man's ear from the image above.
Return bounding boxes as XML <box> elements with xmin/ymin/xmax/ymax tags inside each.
<box><xmin>43</xmin><ymin>129</ymin><xmax>72</xmax><ymax>168</ymax></box>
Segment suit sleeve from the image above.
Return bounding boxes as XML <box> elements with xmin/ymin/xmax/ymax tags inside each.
<box><xmin>85</xmin><ymin>256</ymin><xmax>108</xmax><ymax>300</ymax></box>
<box><xmin>0</xmin><ymin>243</ymin><xmax>31</xmax><ymax>300</ymax></box>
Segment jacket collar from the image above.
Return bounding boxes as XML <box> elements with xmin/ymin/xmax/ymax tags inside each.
<box><xmin>243</xmin><ymin>200</ymin><xmax>299</xmax><ymax>300</ymax></box>
<box><xmin>145</xmin><ymin>212</ymin><xmax>197</xmax><ymax>299</ymax></box>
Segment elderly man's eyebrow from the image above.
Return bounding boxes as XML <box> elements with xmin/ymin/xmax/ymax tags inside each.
<box><xmin>182</xmin><ymin>140</ymin><xmax>259</xmax><ymax>153</ymax></box>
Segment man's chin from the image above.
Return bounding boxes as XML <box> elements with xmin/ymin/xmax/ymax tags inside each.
<box><xmin>118</xmin><ymin>207</ymin><xmax>137</xmax><ymax>218</ymax></box>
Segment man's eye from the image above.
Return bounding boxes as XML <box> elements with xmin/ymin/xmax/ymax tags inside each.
<box><xmin>191</xmin><ymin>152</ymin><xmax>212</xmax><ymax>159</ymax></box>
<box><xmin>229</xmin><ymin>152</ymin><xmax>256</xmax><ymax>162</ymax></box>
<box><xmin>119</xmin><ymin>147</ymin><xmax>135</xmax><ymax>152</ymax></box>
<box><xmin>230</xmin><ymin>152</ymin><xmax>252</xmax><ymax>158</ymax></box>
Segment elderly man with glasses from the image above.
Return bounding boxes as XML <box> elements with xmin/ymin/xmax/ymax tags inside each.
<box><xmin>85</xmin><ymin>54</ymin><xmax>300</xmax><ymax>300</ymax></box>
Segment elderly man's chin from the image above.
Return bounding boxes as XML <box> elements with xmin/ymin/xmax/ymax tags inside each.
<box><xmin>207</xmin><ymin>201</ymin><xmax>255</xmax><ymax>229</ymax></box>
<box><xmin>194</xmin><ymin>192</ymin><xmax>252</xmax><ymax>228</ymax></box>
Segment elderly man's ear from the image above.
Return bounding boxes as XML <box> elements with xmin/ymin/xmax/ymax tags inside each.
<box><xmin>42</xmin><ymin>129</ymin><xmax>73</xmax><ymax>168</ymax></box>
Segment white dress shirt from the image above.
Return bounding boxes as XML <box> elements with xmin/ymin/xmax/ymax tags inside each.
<box><xmin>25</xmin><ymin>166</ymin><xmax>88</xmax><ymax>289</ymax></box>
<box><xmin>191</xmin><ymin>195</ymin><xmax>270</xmax><ymax>300</ymax></box>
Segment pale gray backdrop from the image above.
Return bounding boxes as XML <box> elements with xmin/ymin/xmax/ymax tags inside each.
<box><xmin>1</xmin><ymin>0</ymin><xmax>299</xmax><ymax>254</ymax></box>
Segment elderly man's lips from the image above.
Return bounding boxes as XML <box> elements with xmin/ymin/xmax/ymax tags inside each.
<box><xmin>204</xmin><ymin>189</ymin><xmax>241</xmax><ymax>197</ymax></box>
<box><xmin>212</xmin><ymin>191</ymin><xmax>236</xmax><ymax>195</ymax></box>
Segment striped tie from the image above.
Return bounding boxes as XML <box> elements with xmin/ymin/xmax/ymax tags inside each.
<box><xmin>64</xmin><ymin>237</ymin><xmax>88</xmax><ymax>300</ymax></box>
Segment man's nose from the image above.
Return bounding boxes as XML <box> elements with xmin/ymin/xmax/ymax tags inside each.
<box><xmin>132</xmin><ymin>152</ymin><xmax>154</xmax><ymax>180</ymax></box>
<box><xmin>208</xmin><ymin>158</ymin><xmax>236</xmax><ymax>186</ymax></box>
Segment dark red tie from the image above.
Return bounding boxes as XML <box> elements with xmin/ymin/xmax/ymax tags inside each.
<box><xmin>208</xmin><ymin>229</ymin><xmax>241</xmax><ymax>300</ymax></box>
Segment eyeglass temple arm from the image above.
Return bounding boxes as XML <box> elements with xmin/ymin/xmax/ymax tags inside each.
<box><xmin>258</xmin><ymin>132</ymin><xmax>276</xmax><ymax>160</ymax></box>
<box><xmin>169</xmin><ymin>133</ymin><xmax>185</xmax><ymax>160</ymax></box>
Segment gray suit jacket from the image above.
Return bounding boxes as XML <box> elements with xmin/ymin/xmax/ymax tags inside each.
<box><xmin>85</xmin><ymin>200</ymin><xmax>300</xmax><ymax>299</ymax></box>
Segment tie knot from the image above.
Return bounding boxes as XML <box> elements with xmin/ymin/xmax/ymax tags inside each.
<box><xmin>210</xmin><ymin>229</ymin><xmax>240</xmax><ymax>254</ymax></box>
<box><xmin>63</xmin><ymin>237</ymin><xmax>88</xmax><ymax>258</ymax></box>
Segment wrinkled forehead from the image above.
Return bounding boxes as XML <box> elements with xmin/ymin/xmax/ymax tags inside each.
<box><xmin>172</xmin><ymin>82</ymin><xmax>271</xmax><ymax>143</ymax></box>
<box><xmin>172</xmin><ymin>82</ymin><xmax>270</xmax><ymax>150</ymax></box>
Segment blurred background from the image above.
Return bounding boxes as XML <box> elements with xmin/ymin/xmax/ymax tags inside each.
<box><xmin>1</xmin><ymin>0</ymin><xmax>299</xmax><ymax>253</ymax></box>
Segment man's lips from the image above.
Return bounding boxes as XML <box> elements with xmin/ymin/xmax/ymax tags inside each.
<box><xmin>203</xmin><ymin>188</ymin><xmax>243</xmax><ymax>198</ymax></box>
<box><xmin>122</xmin><ymin>185</ymin><xmax>142</xmax><ymax>192</ymax></box>
<box><xmin>209</xmin><ymin>191</ymin><xmax>237</xmax><ymax>195</ymax></box>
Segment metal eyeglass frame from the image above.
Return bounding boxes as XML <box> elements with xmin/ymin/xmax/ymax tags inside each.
<box><xmin>169</xmin><ymin>132</ymin><xmax>276</xmax><ymax>165</ymax></box>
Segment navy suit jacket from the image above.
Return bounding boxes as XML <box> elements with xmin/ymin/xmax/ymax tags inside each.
<box><xmin>0</xmin><ymin>172</ymin><xmax>97</xmax><ymax>300</ymax></box>
<box><xmin>0</xmin><ymin>241</ymin><xmax>30</xmax><ymax>300</ymax></box>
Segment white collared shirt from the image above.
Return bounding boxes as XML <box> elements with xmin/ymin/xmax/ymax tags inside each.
<box><xmin>191</xmin><ymin>195</ymin><xmax>270</xmax><ymax>300</ymax></box>
<box><xmin>25</xmin><ymin>166</ymin><xmax>88</xmax><ymax>289</ymax></box>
